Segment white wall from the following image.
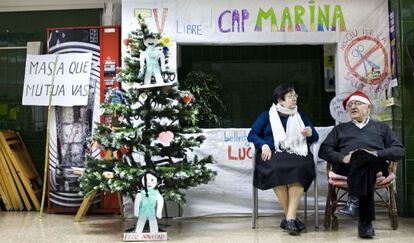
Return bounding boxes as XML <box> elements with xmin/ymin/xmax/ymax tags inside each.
<box><xmin>0</xmin><ymin>0</ymin><xmax>120</xmax><ymax>12</ymax></box>
<box><xmin>0</xmin><ymin>0</ymin><xmax>122</xmax><ymax>25</ymax></box>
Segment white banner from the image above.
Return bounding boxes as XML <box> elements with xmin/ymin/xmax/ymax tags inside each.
<box><xmin>122</xmin><ymin>0</ymin><xmax>383</xmax><ymax>44</ymax></box>
<box><xmin>182</xmin><ymin>127</ymin><xmax>332</xmax><ymax>217</ymax></box>
<box><xmin>123</xmin><ymin>0</ymin><xmax>392</xmax><ymax>120</ymax></box>
<box><xmin>22</xmin><ymin>53</ymin><xmax>93</xmax><ymax>106</ymax></box>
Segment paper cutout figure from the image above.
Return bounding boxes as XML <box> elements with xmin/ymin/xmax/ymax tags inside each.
<box><xmin>105</xmin><ymin>87</ymin><xmax>126</xmax><ymax>104</ymax></box>
<box><xmin>138</xmin><ymin>34</ymin><xmax>166</xmax><ymax>85</ymax></box>
<box><xmin>134</xmin><ymin>172</ymin><xmax>164</xmax><ymax>233</ymax></box>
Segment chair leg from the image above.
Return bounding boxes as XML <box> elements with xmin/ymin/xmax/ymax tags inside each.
<box><xmin>314</xmin><ymin>173</ymin><xmax>319</xmax><ymax>229</ymax></box>
<box><xmin>389</xmin><ymin>185</ymin><xmax>398</xmax><ymax>230</ymax></box>
<box><xmin>255</xmin><ymin>187</ymin><xmax>258</xmax><ymax>219</ymax></box>
<box><xmin>252</xmin><ymin>186</ymin><xmax>258</xmax><ymax>229</ymax></box>
<box><xmin>304</xmin><ymin>191</ymin><xmax>307</xmax><ymax>221</ymax></box>
<box><xmin>324</xmin><ymin>185</ymin><xmax>332</xmax><ymax>230</ymax></box>
<box><xmin>330</xmin><ymin>187</ymin><xmax>339</xmax><ymax>230</ymax></box>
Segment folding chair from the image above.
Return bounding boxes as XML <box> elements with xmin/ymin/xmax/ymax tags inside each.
<box><xmin>251</xmin><ymin>126</ymin><xmax>333</xmax><ymax>229</ymax></box>
<box><xmin>251</xmin><ymin>158</ymin><xmax>312</xmax><ymax>228</ymax></box>
<box><xmin>324</xmin><ymin>161</ymin><xmax>398</xmax><ymax>230</ymax></box>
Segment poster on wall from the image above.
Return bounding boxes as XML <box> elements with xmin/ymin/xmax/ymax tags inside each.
<box><xmin>336</xmin><ymin>7</ymin><xmax>393</xmax><ymax>121</ymax></box>
<box><xmin>122</xmin><ymin>0</ymin><xmax>392</xmax><ymax>121</ymax></box>
<box><xmin>47</xmin><ymin>28</ymin><xmax>101</xmax><ymax>209</ymax></box>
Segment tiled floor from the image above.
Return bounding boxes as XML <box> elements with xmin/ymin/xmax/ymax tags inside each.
<box><xmin>1</xmin><ymin>212</ymin><xmax>414</xmax><ymax>242</ymax></box>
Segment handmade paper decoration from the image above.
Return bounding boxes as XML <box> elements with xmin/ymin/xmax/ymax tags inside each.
<box><xmin>134</xmin><ymin>172</ymin><xmax>164</xmax><ymax>234</ymax></box>
<box><xmin>108</xmin><ymin>87</ymin><xmax>126</xmax><ymax>104</ymax></box>
<box><xmin>157</xmin><ymin>131</ymin><xmax>174</xmax><ymax>147</ymax></box>
<box><xmin>182</xmin><ymin>95</ymin><xmax>192</xmax><ymax>105</ymax></box>
<box><xmin>139</xmin><ymin>92</ymin><xmax>148</xmax><ymax>103</ymax></box>
<box><xmin>102</xmin><ymin>171</ymin><xmax>114</xmax><ymax>179</ymax></box>
<box><xmin>138</xmin><ymin>34</ymin><xmax>166</xmax><ymax>85</ymax></box>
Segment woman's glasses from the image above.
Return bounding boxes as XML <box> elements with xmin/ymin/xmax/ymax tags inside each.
<box><xmin>285</xmin><ymin>93</ymin><xmax>298</xmax><ymax>99</ymax></box>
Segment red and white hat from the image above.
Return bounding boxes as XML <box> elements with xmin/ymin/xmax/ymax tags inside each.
<box><xmin>342</xmin><ymin>91</ymin><xmax>371</xmax><ymax>109</ymax></box>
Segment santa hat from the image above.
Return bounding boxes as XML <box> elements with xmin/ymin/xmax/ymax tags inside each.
<box><xmin>342</xmin><ymin>91</ymin><xmax>371</xmax><ymax>109</ymax></box>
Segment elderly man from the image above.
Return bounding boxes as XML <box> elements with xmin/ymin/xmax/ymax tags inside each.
<box><xmin>319</xmin><ymin>91</ymin><xmax>405</xmax><ymax>238</ymax></box>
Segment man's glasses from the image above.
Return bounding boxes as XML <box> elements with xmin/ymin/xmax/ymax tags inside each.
<box><xmin>346</xmin><ymin>101</ymin><xmax>366</xmax><ymax>109</ymax></box>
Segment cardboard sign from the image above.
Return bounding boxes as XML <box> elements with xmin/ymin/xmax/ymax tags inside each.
<box><xmin>22</xmin><ymin>53</ymin><xmax>92</xmax><ymax>106</ymax></box>
<box><xmin>123</xmin><ymin>232</ymin><xmax>167</xmax><ymax>241</ymax></box>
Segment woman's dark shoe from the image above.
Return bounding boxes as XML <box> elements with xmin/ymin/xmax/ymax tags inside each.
<box><xmin>281</xmin><ymin>218</ymin><xmax>306</xmax><ymax>232</ymax></box>
<box><xmin>294</xmin><ymin>218</ymin><xmax>306</xmax><ymax>232</ymax></box>
<box><xmin>280</xmin><ymin>218</ymin><xmax>287</xmax><ymax>230</ymax></box>
<box><xmin>286</xmin><ymin>219</ymin><xmax>300</xmax><ymax>236</ymax></box>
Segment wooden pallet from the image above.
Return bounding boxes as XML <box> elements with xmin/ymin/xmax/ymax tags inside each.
<box><xmin>0</xmin><ymin>130</ymin><xmax>42</xmax><ymax>211</ymax></box>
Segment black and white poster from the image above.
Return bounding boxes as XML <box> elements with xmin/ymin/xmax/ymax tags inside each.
<box><xmin>47</xmin><ymin>28</ymin><xmax>101</xmax><ymax>209</ymax></box>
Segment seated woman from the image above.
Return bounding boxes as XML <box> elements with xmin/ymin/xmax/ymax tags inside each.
<box><xmin>247</xmin><ymin>83</ymin><xmax>319</xmax><ymax>236</ymax></box>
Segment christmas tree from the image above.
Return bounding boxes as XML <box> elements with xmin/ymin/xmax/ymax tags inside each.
<box><xmin>80</xmin><ymin>15</ymin><xmax>216</xmax><ymax>204</ymax></box>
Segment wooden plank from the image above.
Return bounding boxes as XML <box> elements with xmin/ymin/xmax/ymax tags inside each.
<box><xmin>0</xmin><ymin>167</ymin><xmax>16</xmax><ymax>209</ymax></box>
<box><xmin>0</xmin><ymin>182</ymin><xmax>11</xmax><ymax>211</ymax></box>
<box><xmin>1</xmin><ymin>131</ymin><xmax>42</xmax><ymax>203</ymax></box>
<box><xmin>0</xmin><ymin>150</ymin><xmax>14</xmax><ymax>210</ymax></box>
<box><xmin>1</xmin><ymin>131</ymin><xmax>16</xmax><ymax>139</ymax></box>
<box><xmin>0</xmin><ymin>147</ymin><xmax>21</xmax><ymax>210</ymax></box>
<box><xmin>0</xmin><ymin>163</ymin><xmax>13</xmax><ymax>211</ymax></box>
<box><xmin>0</xmin><ymin>145</ymin><xmax>31</xmax><ymax>210</ymax></box>
<box><xmin>74</xmin><ymin>190</ymin><xmax>98</xmax><ymax>222</ymax></box>
<box><xmin>6</xmin><ymin>140</ymin><xmax>19</xmax><ymax>145</ymax></box>
<box><xmin>0</xmin><ymin>132</ymin><xmax>39</xmax><ymax>210</ymax></box>
<box><xmin>0</xmin><ymin>146</ymin><xmax>23</xmax><ymax>210</ymax></box>
<box><xmin>4</xmin><ymin>132</ymin><xmax>39</xmax><ymax>184</ymax></box>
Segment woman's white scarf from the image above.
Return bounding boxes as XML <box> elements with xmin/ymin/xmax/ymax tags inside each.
<box><xmin>269</xmin><ymin>103</ymin><xmax>308</xmax><ymax>156</ymax></box>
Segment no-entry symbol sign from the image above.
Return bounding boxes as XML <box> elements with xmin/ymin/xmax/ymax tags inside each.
<box><xmin>344</xmin><ymin>35</ymin><xmax>389</xmax><ymax>85</ymax></box>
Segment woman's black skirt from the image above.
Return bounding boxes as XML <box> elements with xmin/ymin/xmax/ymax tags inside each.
<box><xmin>253</xmin><ymin>150</ymin><xmax>315</xmax><ymax>191</ymax></box>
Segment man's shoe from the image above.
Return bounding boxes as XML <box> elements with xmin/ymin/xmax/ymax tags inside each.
<box><xmin>338</xmin><ymin>203</ymin><xmax>359</xmax><ymax>217</ymax></box>
<box><xmin>286</xmin><ymin>219</ymin><xmax>300</xmax><ymax>236</ymax></box>
<box><xmin>339</xmin><ymin>196</ymin><xmax>359</xmax><ymax>218</ymax></box>
<box><xmin>280</xmin><ymin>218</ymin><xmax>287</xmax><ymax>230</ymax></box>
<box><xmin>358</xmin><ymin>221</ymin><xmax>375</xmax><ymax>238</ymax></box>
<box><xmin>294</xmin><ymin>218</ymin><xmax>306</xmax><ymax>232</ymax></box>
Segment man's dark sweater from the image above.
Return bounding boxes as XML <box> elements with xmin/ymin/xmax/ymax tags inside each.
<box><xmin>319</xmin><ymin>119</ymin><xmax>405</xmax><ymax>168</ymax></box>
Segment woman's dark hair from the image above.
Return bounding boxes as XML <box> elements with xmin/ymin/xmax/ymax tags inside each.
<box><xmin>272</xmin><ymin>83</ymin><xmax>295</xmax><ymax>104</ymax></box>
<box><xmin>139</xmin><ymin>170</ymin><xmax>161</xmax><ymax>197</ymax></box>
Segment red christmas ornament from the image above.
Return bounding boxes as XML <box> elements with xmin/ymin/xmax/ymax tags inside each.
<box><xmin>123</xmin><ymin>38</ymin><xmax>130</xmax><ymax>47</ymax></box>
<box><xmin>119</xmin><ymin>146</ymin><xmax>129</xmax><ymax>154</ymax></box>
<box><xmin>182</xmin><ymin>95</ymin><xmax>192</xmax><ymax>104</ymax></box>
<box><xmin>100</xmin><ymin>150</ymin><xmax>107</xmax><ymax>158</ymax></box>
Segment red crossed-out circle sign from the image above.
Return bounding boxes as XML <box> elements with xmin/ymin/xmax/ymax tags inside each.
<box><xmin>344</xmin><ymin>35</ymin><xmax>389</xmax><ymax>85</ymax></box>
